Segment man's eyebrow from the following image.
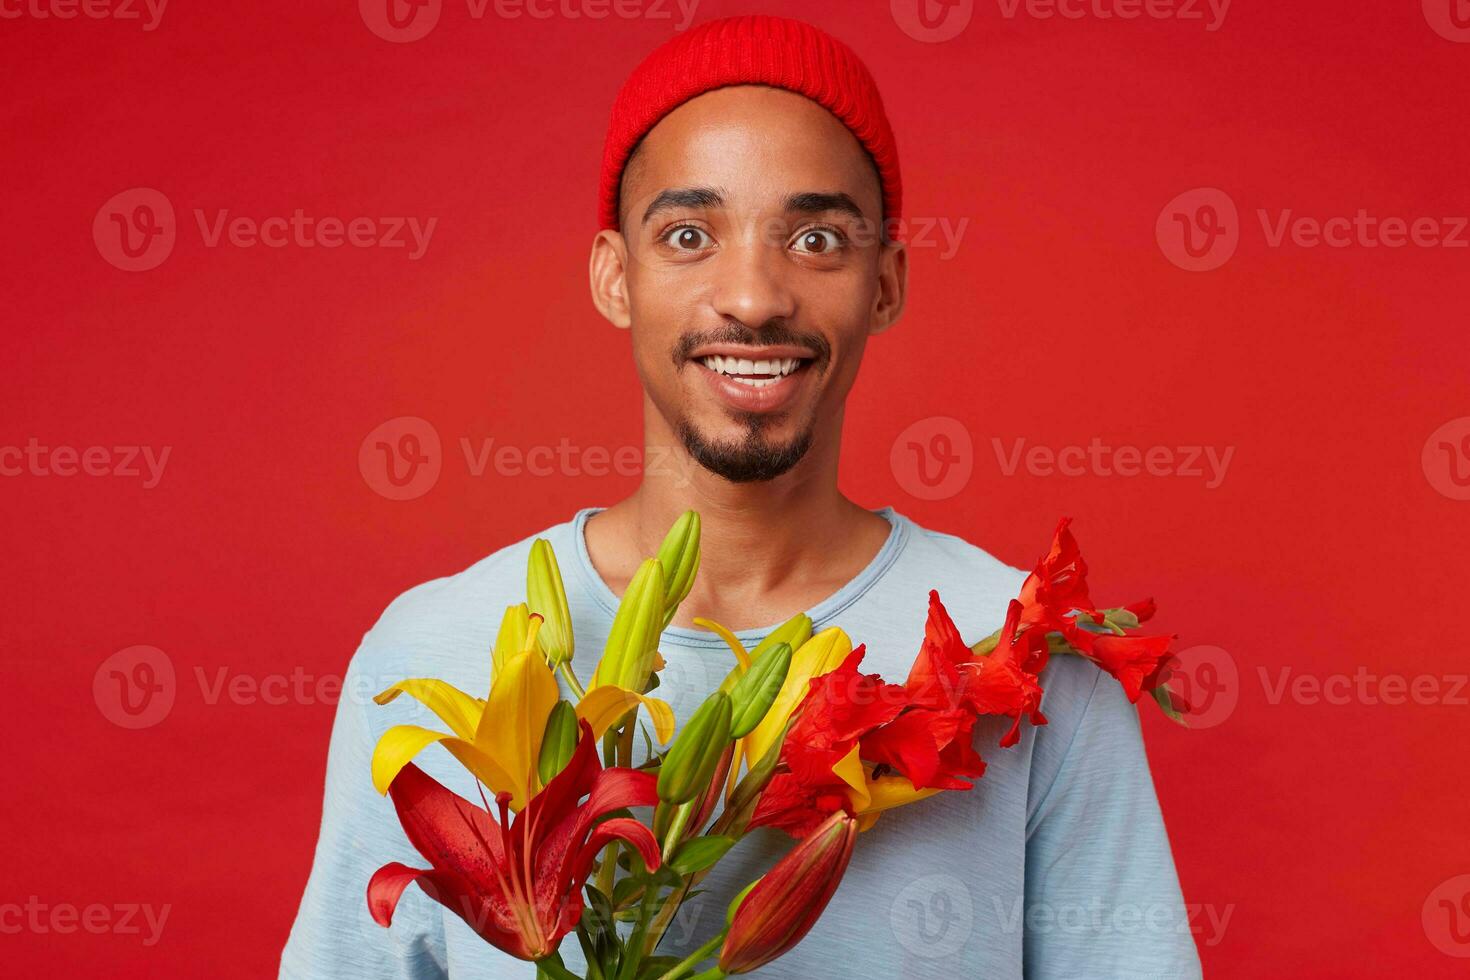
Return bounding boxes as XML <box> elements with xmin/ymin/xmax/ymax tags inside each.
<box><xmin>784</xmin><ymin>191</ymin><xmax>867</xmax><ymax>222</ymax></box>
<box><xmin>640</xmin><ymin>188</ymin><xmax>870</xmax><ymax>225</ymax></box>
<box><xmin>641</xmin><ymin>187</ymin><xmax>726</xmax><ymax>225</ymax></box>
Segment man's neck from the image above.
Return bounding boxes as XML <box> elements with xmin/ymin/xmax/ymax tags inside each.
<box><xmin>582</xmin><ymin>404</ymin><xmax>892</xmax><ymax>632</ymax></box>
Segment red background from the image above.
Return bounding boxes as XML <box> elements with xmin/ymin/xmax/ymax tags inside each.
<box><xmin>5</xmin><ymin>1</ymin><xmax>1468</xmax><ymax>976</ymax></box>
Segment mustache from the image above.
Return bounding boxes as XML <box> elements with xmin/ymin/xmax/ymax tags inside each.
<box><xmin>672</xmin><ymin>320</ymin><xmax>832</xmax><ymax>368</ymax></box>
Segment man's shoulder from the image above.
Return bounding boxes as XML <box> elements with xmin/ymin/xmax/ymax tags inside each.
<box><xmin>885</xmin><ymin>509</ymin><xmax>1032</xmax><ymax>615</ymax></box>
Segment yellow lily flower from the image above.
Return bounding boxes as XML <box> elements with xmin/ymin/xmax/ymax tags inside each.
<box><xmin>371</xmin><ymin>614</ymin><xmax>675</xmax><ymax>810</ymax></box>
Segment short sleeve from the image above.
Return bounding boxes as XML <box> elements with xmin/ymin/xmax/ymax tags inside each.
<box><xmin>1023</xmin><ymin>660</ymin><xmax>1202</xmax><ymax>980</ymax></box>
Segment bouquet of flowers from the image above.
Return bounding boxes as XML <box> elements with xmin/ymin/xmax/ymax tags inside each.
<box><xmin>365</xmin><ymin>514</ymin><xmax>1188</xmax><ymax>978</ymax></box>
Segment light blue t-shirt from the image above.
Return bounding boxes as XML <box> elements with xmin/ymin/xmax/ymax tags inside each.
<box><xmin>280</xmin><ymin>506</ymin><xmax>1202</xmax><ymax>979</ymax></box>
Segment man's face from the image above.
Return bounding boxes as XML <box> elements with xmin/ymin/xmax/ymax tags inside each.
<box><xmin>595</xmin><ymin>85</ymin><xmax>905</xmax><ymax>483</ymax></box>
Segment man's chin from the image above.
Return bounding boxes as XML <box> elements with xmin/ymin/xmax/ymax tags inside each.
<box><xmin>675</xmin><ymin>419</ymin><xmax>813</xmax><ymax>483</ymax></box>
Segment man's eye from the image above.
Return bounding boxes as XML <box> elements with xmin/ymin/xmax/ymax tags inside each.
<box><xmin>792</xmin><ymin>228</ymin><xmax>845</xmax><ymax>254</ymax></box>
<box><xmin>664</xmin><ymin>226</ymin><xmax>713</xmax><ymax>251</ymax></box>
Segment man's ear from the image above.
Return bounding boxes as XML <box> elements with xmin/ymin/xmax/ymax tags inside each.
<box><xmin>869</xmin><ymin>240</ymin><xmax>908</xmax><ymax>337</ymax></box>
<box><xmin>589</xmin><ymin>229</ymin><xmax>632</xmax><ymax>329</ymax></box>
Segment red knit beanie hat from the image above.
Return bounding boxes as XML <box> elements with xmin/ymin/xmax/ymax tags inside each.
<box><xmin>598</xmin><ymin>15</ymin><xmax>903</xmax><ymax>239</ymax></box>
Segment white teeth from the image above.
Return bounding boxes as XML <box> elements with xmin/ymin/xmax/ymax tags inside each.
<box><xmin>699</xmin><ymin>354</ymin><xmax>804</xmax><ymax>378</ymax></box>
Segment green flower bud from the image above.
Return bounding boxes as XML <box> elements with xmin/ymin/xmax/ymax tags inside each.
<box><xmin>657</xmin><ymin>691</ymin><xmax>732</xmax><ymax>805</ymax></box>
<box><xmin>657</xmin><ymin>510</ymin><xmax>701</xmax><ymax>630</ymax></box>
<box><xmin>526</xmin><ymin>538</ymin><xmax>574</xmax><ymax>665</ymax></box>
<box><xmin>537</xmin><ymin>700</ymin><xmax>580</xmax><ymax>786</ymax></box>
<box><xmin>594</xmin><ymin>558</ymin><xmax>665</xmax><ymax>692</ymax></box>
<box><xmin>749</xmin><ymin>612</ymin><xmax>813</xmax><ymax>662</ymax></box>
<box><xmin>729</xmin><ymin>642</ymin><xmax>792</xmax><ymax>739</ymax></box>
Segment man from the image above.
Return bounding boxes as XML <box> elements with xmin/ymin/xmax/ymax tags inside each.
<box><xmin>281</xmin><ymin>15</ymin><xmax>1201</xmax><ymax>979</ymax></box>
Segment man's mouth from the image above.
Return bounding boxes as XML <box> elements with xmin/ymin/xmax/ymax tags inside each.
<box><xmin>696</xmin><ymin>354</ymin><xmax>808</xmax><ymax>388</ymax></box>
<box><xmin>687</xmin><ymin>345</ymin><xmax>818</xmax><ymax>412</ymax></box>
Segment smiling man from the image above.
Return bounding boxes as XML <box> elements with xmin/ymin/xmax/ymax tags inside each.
<box><xmin>281</xmin><ymin>15</ymin><xmax>1201</xmax><ymax>979</ymax></box>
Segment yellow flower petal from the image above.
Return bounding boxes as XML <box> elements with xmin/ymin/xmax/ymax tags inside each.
<box><xmin>370</xmin><ymin>725</ymin><xmax>515</xmax><ymax>799</ymax></box>
<box><xmin>373</xmin><ymin>678</ymin><xmax>484</xmax><ymax>741</ymax></box>
<box><xmin>858</xmin><ymin>773</ymin><xmax>943</xmax><ymax>815</ymax></box>
<box><xmin>474</xmin><ymin>648</ymin><xmax>559</xmax><ymax>807</ymax></box>
<box><xmin>577</xmin><ymin>685</ymin><xmax>677</xmax><ymax>744</ymax></box>
<box><xmin>693</xmin><ymin>616</ymin><xmax>752</xmax><ymax>672</ymax></box>
<box><xmin>491</xmin><ymin>603</ymin><xmax>530</xmax><ymax>683</ymax></box>
<box><xmin>832</xmin><ymin>744</ymin><xmax>871</xmax><ymax>813</ymax></box>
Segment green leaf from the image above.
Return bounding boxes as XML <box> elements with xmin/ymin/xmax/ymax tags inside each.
<box><xmin>635</xmin><ymin>956</ymin><xmax>684</xmax><ymax>980</ymax></box>
<box><xmin>1152</xmin><ymin>684</ymin><xmax>1189</xmax><ymax>726</ymax></box>
<box><xmin>612</xmin><ymin>876</ymin><xmax>644</xmax><ymax>909</ymax></box>
<box><xmin>669</xmin><ymin>836</ymin><xmax>737</xmax><ymax>876</ymax></box>
<box><xmin>584</xmin><ymin>884</ymin><xmax>615</xmax><ymax>937</ymax></box>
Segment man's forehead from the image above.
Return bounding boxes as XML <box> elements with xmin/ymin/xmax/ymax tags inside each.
<box><xmin>625</xmin><ymin>85</ymin><xmax>880</xmax><ymax>201</ymax></box>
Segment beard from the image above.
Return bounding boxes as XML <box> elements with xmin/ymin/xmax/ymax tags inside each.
<box><xmin>675</xmin><ymin>412</ymin><xmax>814</xmax><ymax>483</ymax></box>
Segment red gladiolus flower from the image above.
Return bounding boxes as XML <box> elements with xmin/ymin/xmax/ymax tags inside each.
<box><xmin>1016</xmin><ymin>522</ymin><xmax>1179</xmax><ymax>706</ymax></box>
<box><xmin>902</xmin><ymin>590</ymin><xmax>1047</xmax><ymax>749</ymax></box>
<box><xmin>366</xmin><ymin>720</ymin><xmax>660</xmax><ymax>961</ymax></box>
<box><xmin>964</xmin><ymin>598</ymin><xmax>1049</xmax><ymax>747</ymax></box>
<box><xmin>1017</xmin><ymin>518</ymin><xmax>1099</xmax><ymax>630</ymax></box>
<box><xmin>719</xmin><ymin>810</ymin><xmax>859</xmax><ymax>974</ymax></box>
<box><xmin>859</xmin><ymin>705</ymin><xmax>984</xmax><ymax>790</ymax></box>
<box><xmin>750</xmin><ymin>647</ymin><xmax>907</xmax><ymax>836</ymax></box>
<box><xmin>1124</xmin><ymin>597</ymin><xmax>1157</xmax><ymax>624</ymax></box>
<box><xmin>1072</xmin><ymin>631</ymin><xmax>1178</xmax><ymax>703</ymax></box>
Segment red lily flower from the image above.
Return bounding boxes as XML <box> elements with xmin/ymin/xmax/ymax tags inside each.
<box><xmin>367</xmin><ymin>720</ymin><xmax>660</xmax><ymax>961</ymax></box>
<box><xmin>719</xmin><ymin>810</ymin><xmax>859</xmax><ymax>974</ymax></box>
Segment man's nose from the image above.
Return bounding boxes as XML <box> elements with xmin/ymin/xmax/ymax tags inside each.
<box><xmin>708</xmin><ymin>236</ymin><xmax>797</xmax><ymax>328</ymax></box>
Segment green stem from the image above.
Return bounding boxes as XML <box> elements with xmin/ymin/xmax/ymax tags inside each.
<box><xmin>594</xmin><ymin>720</ymin><xmax>627</xmax><ymax>898</ymax></box>
<box><xmin>686</xmin><ymin>969</ymin><xmax>725</xmax><ymax>980</ymax></box>
<box><xmin>654</xmin><ymin>932</ymin><xmax>726</xmax><ymax>980</ymax></box>
<box><xmin>661</xmin><ymin>803</ymin><xmax>694</xmax><ymax>858</ymax></box>
<box><xmin>559</xmin><ymin>661</ymin><xmax>588</xmax><ymax>699</ymax></box>
<box><xmin>535</xmin><ymin>951</ymin><xmax>581</xmax><ymax>980</ymax></box>
<box><xmin>577</xmin><ymin>926</ymin><xmax>605</xmax><ymax>980</ymax></box>
<box><xmin>615</xmin><ymin>883</ymin><xmax>662</xmax><ymax>980</ymax></box>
